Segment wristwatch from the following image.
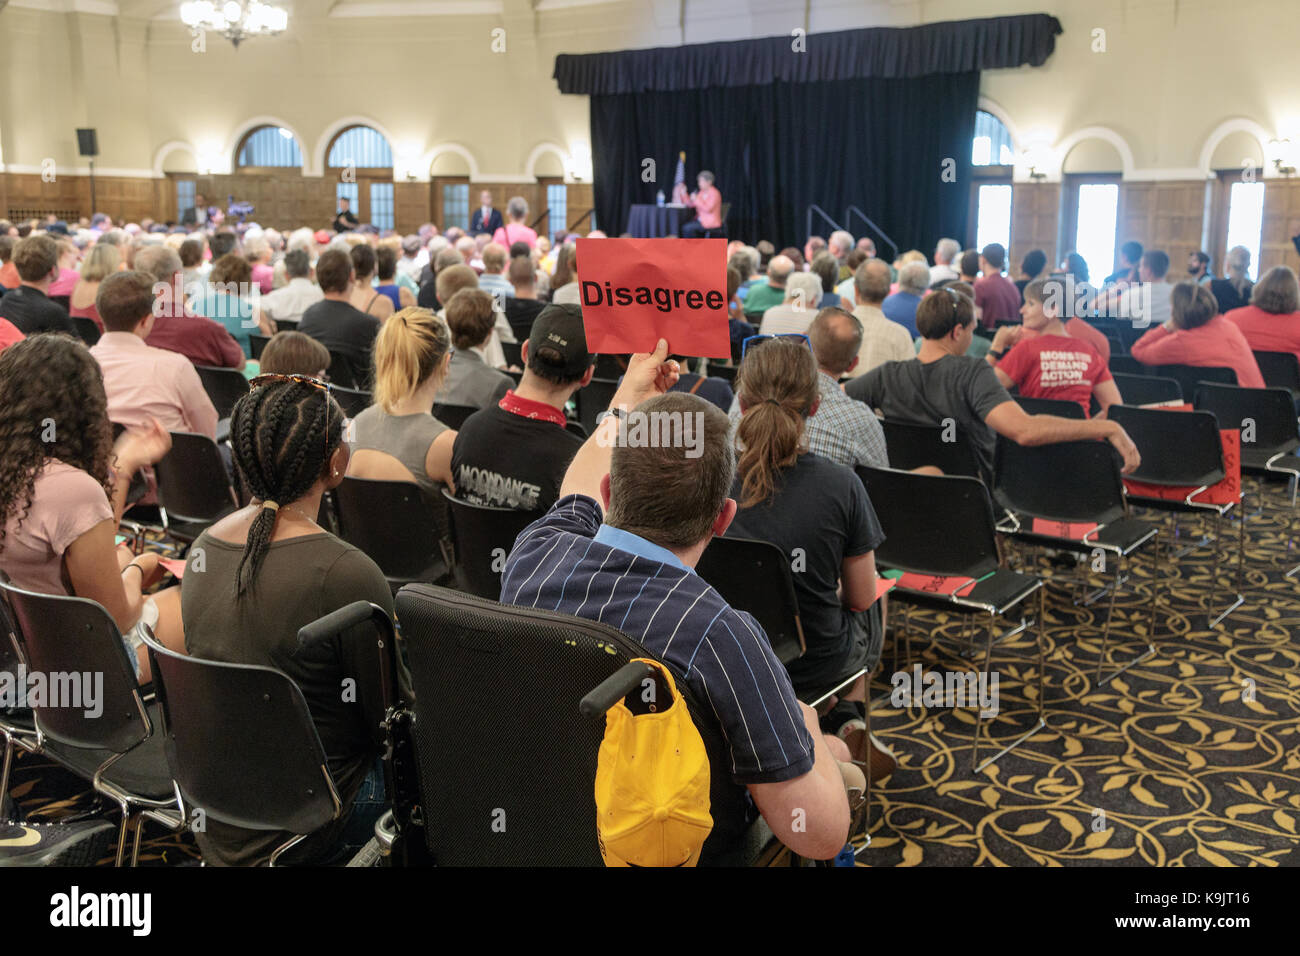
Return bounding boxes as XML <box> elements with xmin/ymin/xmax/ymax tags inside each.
<box><xmin>596</xmin><ymin>406</ymin><xmax>628</xmax><ymax>426</ymax></box>
<box><xmin>988</xmin><ymin>348</ymin><xmax>1005</xmax><ymax>360</ymax></box>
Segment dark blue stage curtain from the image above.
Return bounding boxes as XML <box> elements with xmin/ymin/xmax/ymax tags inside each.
<box><xmin>556</xmin><ymin>14</ymin><xmax>1061</xmax><ymax>247</ymax></box>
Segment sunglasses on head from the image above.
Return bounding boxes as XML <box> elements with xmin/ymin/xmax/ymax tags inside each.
<box><xmin>249</xmin><ymin>373</ymin><xmax>332</xmax><ymax>393</ymax></box>
<box><xmin>741</xmin><ymin>333</ymin><xmax>813</xmax><ymax>359</ymax></box>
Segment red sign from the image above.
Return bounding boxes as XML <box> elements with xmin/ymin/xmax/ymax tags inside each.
<box><xmin>575</xmin><ymin>237</ymin><xmax>730</xmax><ymax>358</ymax></box>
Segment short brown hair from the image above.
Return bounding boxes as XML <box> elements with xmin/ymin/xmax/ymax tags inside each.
<box><xmin>259</xmin><ymin>331</ymin><xmax>331</xmax><ymax>377</ymax></box>
<box><xmin>1250</xmin><ymin>265</ymin><xmax>1299</xmax><ymax>315</ymax></box>
<box><xmin>444</xmin><ymin>288</ymin><xmax>496</xmax><ymax>350</ymax></box>
<box><xmin>436</xmin><ymin>264</ymin><xmax>479</xmax><ymax>306</ymax></box>
<box><xmin>210</xmin><ymin>252</ymin><xmax>251</xmax><ymax>287</ymax></box>
<box><xmin>315</xmin><ymin>248</ymin><xmax>353</xmax><ymax>294</ymax></box>
<box><xmin>179</xmin><ymin>238</ymin><xmax>203</xmax><ymax>268</ymax></box>
<box><xmin>507</xmin><ymin>256</ymin><xmax>535</xmax><ymax>287</ymax></box>
<box><xmin>808</xmin><ymin>306</ymin><xmax>862</xmax><ymax>376</ymax></box>
<box><xmin>0</xmin><ymin>236</ymin><xmax>14</xmax><ymax>263</ymax></box>
<box><xmin>917</xmin><ymin>284</ymin><xmax>975</xmax><ymax>339</ymax></box>
<box><xmin>12</xmin><ymin>235</ymin><xmax>59</xmax><ymax>282</ymax></box>
<box><xmin>96</xmin><ymin>270</ymin><xmax>156</xmax><ymax>332</ymax></box>
<box><xmin>350</xmin><ymin>243</ymin><xmax>377</xmax><ymax>279</ymax></box>
<box><xmin>606</xmin><ymin>392</ymin><xmax>734</xmax><ymax>550</ymax></box>
<box><xmin>1170</xmin><ymin>280</ymin><xmax>1218</xmax><ymax>330</ymax></box>
<box><xmin>481</xmin><ymin>243</ymin><xmax>507</xmax><ymax>273</ymax></box>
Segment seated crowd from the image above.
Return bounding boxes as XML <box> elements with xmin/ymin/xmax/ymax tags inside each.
<box><xmin>1</xmin><ymin>206</ymin><xmax>1298</xmax><ymax>866</ymax></box>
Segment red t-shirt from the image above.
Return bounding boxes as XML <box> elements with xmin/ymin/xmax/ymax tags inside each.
<box><xmin>0</xmin><ymin>317</ymin><xmax>25</xmax><ymax>353</ymax></box>
<box><xmin>1223</xmin><ymin>304</ymin><xmax>1300</xmax><ymax>365</ymax></box>
<box><xmin>998</xmin><ymin>333</ymin><xmax>1111</xmax><ymax>414</ymax></box>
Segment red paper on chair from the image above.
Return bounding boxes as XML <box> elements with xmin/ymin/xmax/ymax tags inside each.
<box><xmin>1124</xmin><ymin>429</ymin><xmax>1241</xmax><ymax>506</ymax></box>
<box><xmin>893</xmin><ymin>571</ymin><xmax>979</xmax><ymax>596</ymax></box>
<box><xmin>159</xmin><ymin>558</ymin><xmax>187</xmax><ymax>580</ymax></box>
<box><xmin>873</xmin><ymin>576</ymin><xmax>897</xmax><ymax>603</ymax></box>
<box><xmin>1030</xmin><ymin>518</ymin><xmax>1100</xmax><ymax>538</ymax></box>
<box><xmin>575</xmin><ymin>237</ymin><xmax>730</xmax><ymax>358</ymax></box>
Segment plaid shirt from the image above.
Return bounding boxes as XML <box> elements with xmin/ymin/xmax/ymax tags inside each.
<box><xmin>730</xmin><ymin>371</ymin><xmax>889</xmax><ymax>470</ymax></box>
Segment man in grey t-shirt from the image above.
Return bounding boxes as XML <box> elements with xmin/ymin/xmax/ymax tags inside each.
<box><xmin>846</xmin><ymin>285</ymin><xmax>1140</xmax><ymax>483</ymax></box>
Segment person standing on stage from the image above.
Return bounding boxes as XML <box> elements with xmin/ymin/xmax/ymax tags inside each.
<box><xmin>681</xmin><ymin>171</ymin><xmax>723</xmax><ymax>238</ymax></box>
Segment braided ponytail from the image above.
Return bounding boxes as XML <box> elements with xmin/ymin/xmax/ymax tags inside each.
<box><xmin>734</xmin><ymin>338</ymin><xmax>819</xmax><ymax>509</ymax></box>
<box><xmin>228</xmin><ymin>379</ymin><xmax>343</xmax><ymax>596</ymax></box>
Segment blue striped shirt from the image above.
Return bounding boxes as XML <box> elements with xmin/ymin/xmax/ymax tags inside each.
<box><xmin>502</xmin><ymin>494</ymin><xmax>814</xmax><ymax>785</ymax></box>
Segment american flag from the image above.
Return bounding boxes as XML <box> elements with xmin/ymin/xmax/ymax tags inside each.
<box><xmin>671</xmin><ymin>151</ymin><xmax>688</xmax><ymax>204</ymax></box>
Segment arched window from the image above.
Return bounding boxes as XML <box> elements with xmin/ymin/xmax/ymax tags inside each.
<box><xmin>326</xmin><ymin>126</ymin><xmax>395</xmax><ymax>230</ymax></box>
<box><xmin>327</xmin><ymin>126</ymin><xmax>393</xmax><ymax>169</ymax></box>
<box><xmin>237</xmin><ymin>126</ymin><xmax>302</xmax><ymax>168</ymax></box>
<box><xmin>972</xmin><ymin>110</ymin><xmax>1015</xmax><ymax>167</ymax></box>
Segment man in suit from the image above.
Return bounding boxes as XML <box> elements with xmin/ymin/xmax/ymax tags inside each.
<box><xmin>180</xmin><ymin>193</ymin><xmax>212</xmax><ymax>227</ymax></box>
<box><xmin>470</xmin><ymin>190</ymin><xmax>503</xmax><ymax>236</ymax></box>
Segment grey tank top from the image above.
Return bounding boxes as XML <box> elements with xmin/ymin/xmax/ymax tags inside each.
<box><xmin>349</xmin><ymin>405</ymin><xmax>449</xmax><ymax>499</ymax></box>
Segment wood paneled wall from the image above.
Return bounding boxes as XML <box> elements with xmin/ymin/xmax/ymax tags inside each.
<box><xmin>1</xmin><ymin>171</ymin><xmax>596</xmax><ymax>238</ymax></box>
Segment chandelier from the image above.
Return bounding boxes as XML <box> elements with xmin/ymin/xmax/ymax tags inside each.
<box><xmin>180</xmin><ymin>1</ymin><xmax>289</xmax><ymax>48</ymax></box>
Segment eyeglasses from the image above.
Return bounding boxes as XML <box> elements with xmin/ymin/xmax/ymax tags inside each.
<box><xmin>741</xmin><ymin>333</ymin><xmax>813</xmax><ymax>359</ymax></box>
<box><xmin>249</xmin><ymin>373</ymin><xmax>331</xmax><ymax>393</ymax></box>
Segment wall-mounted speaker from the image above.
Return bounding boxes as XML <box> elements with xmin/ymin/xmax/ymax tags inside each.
<box><xmin>76</xmin><ymin>128</ymin><xmax>98</xmax><ymax>158</ymax></box>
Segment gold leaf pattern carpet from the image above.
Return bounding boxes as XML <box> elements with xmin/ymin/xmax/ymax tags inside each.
<box><xmin>7</xmin><ymin>480</ymin><xmax>1300</xmax><ymax>867</ymax></box>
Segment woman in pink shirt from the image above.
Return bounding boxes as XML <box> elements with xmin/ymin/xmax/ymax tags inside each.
<box><xmin>1223</xmin><ymin>265</ymin><xmax>1300</xmax><ymax>364</ymax></box>
<box><xmin>47</xmin><ymin>239</ymin><xmax>82</xmax><ymax>298</ymax></box>
<box><xmin>492</xmin><ymin>196</ymin><xmax>538</xmax><ymax>249</ymax></box>
<box><xmin>0</xmin><ymin>335</ymin><xmax>184</xmax><ymax>682</ymax></box>
<box><xmin>1131</xmin><ymin>280</ymin><xmax>1265</xmax><ymax>388</ymax></box>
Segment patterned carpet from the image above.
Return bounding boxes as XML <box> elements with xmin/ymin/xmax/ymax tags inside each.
<box><xmin>859</xmin><ymin>473</ymin><xmax>1300</xmax><ymax>867</ymax></box>
<box><xmin>7</xmin><ymin>476</ymin><xmax>1299</xmax><ymax>867</ymax></box>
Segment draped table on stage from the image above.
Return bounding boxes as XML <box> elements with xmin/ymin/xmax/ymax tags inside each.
<box><xmin>626</xmin><ymin>204</ymin><xmax>689</xmax><ymax>238</ymax></box>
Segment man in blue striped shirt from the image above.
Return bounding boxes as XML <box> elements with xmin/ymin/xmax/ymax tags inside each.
<box><xmin>502</xmin><ymin>341</ymin><xmax>853</xmax><ymax>860</ymax></box>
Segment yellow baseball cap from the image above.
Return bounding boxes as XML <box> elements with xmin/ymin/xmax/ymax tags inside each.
<box><xmin>594</xmin><ymin>658</ymin><xmax>713</xmax><ymax>867</ymax></box>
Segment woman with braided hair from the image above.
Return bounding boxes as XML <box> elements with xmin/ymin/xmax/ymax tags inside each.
<box><xmin>725</xmin><ymin>335</ymin><xmax>895</xmax><ymax>779</ymax></box>
<box><xmin>181</xmin><ymin>374</ymin><xmax>395</xmax><ymax>866</ymax></box>
<box><xmin>0</xmin><ymin>334</ymin><xmax>183</xmax><ymax>682</ymax></box>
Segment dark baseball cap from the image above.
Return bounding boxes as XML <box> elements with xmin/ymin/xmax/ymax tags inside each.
<box><xmin>528</xmin><ymin>304</ymin><xmax>593</xmax><ymax>380</ymax></box>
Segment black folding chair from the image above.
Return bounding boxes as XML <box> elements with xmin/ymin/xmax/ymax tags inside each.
<box><xmin>153</xmin><ymin>432</ymin><xmax>239</xmax><ymax>545</ymax></box>
<box><xmin>857</xmin><ymin>466</ymin><xmax>1046</xmax><ymax>771</ymax></box>
<box><xmin>593</xmin><ymin>354</ymin><xmax>628</xmax><ymax>380</ymax></box>
<box><xmin>993</xmin><ymin>437</ymin><xmax>1161</xmax><ymax>682</ymax></box>
<box><xmin>0</xmin><ymin>579</ymin><xmax>183</xmax><ymax>866</ymax></box>
<box><xmin>501</xmin><ymin>340</ymin><xmax>523</xmax><ymax>368</ymax></box>
<box><xmin>1108</xmin><ymin>354</ymin><xmax>1145</xmax><ymax>376</ymax></box>
<box><xmin>0</xmin><ymin>590</ymin><xmax>38</xmax><ymax>809</ymax></box>
<box><xmin>334</xmin><ymin>477</ymin><xmax>449</xmax><ymax>591</ymax></box>
<box><xmin>141</xmin><ymin>633</ymin><xmax>342</xmax><ymax>866</ymax></box>
<box><xmin>1111</xmin><ymin>372</ymin><xmax>1182</xmax><ymax>406</ymax></box>
<box><xmin>195</xmin><ymin>364</ymin><xmax>250</xmax><ymax>421</ymax></box>
<box><xmin>879</xmin><ymin>418</ymin><xmax>982</xmax><ymax>480</ymax></box>
<box><xmin>707</xmin><ymin>363</ymin><xmax>737</xmax><ymax>384</ymax></box>
<box><xmin>431</xmin><ymin>403</ymin><xmax>476</xmax><ymax>430</ymax></box>
<box><xmin>71</xmin><ymin>315</ymin><xmax>101</xmax><ymax>345</ymax></box>
<box><xmin>441</xmin><ymin>490</ymin><xmax>542</xmax><ymax>600</ymax></box>
<box><xmin>249</xmin><ymin>333</ymin><xmax>272</xmax><ymax>361</ymax></box>
<box><xmin>576</xmin><ymin>378</ymin><xmax>620</xmax><ymax>436</ymax></box>
<box><xmin>1115</xmin><ymin>324</ymin><xmax>1147</xmax><ymax>352</ymax></box>
<box><xmin>386</xmin><ymin>584</ymin><xmax>761</xmax><ymax>865</ymax></box>
<box><xmin>1194</xmin><ymin>382</ymin><xmax>1300</xmax><ymax>577</ymax></box>
<box><xmin>331</xmin><ymin>385</ymin><xmax>372</xmax><ymax>419</ymax></box>
<box><xmin>274</xmin><ymin>318</ymin><xmax>299</xmax><ymax>334</ymax></box>
<box><xmin>1107</xmin><ymin>405</ymin><xmax>1245</xmax><ymax>627</ymax></box>
<box><xmin>695</xmin><ymin>536</ymin><xmax>805</xmax><ymax>666</ymax></box>
<box><xmin>564</xmin><ymin>420</ymin><xmax>588</xmax><ymax>439</ymax></box>
<box><xmin>1015</xmin><ymin>395</ymin><xmax>1086</xmax><ymax>419</ymax></box>
<box><xmin>1253</xmin><ymin>350</ymin><xmax>1300</xmax><ymax>397</ymax></box>
<box><xmin>1153</xmin><ymin>363</ymin><xmax>1237</xmax><ymax>401</ymax></box>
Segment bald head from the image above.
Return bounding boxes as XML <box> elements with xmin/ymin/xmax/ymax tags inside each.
<box><xmin>809</xmin><ymin>306</ymin><xmax>863</xmax><ymax>377</ymax></box>
<box><xmin>766</xmin><ymin>254</ymin><xmax>794</xmax><ymax>287</ymax></box>
<box><xmin>853</xmin><ymin>259</ymin><xmax>892</xmax><ymax>305</ymax></box>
